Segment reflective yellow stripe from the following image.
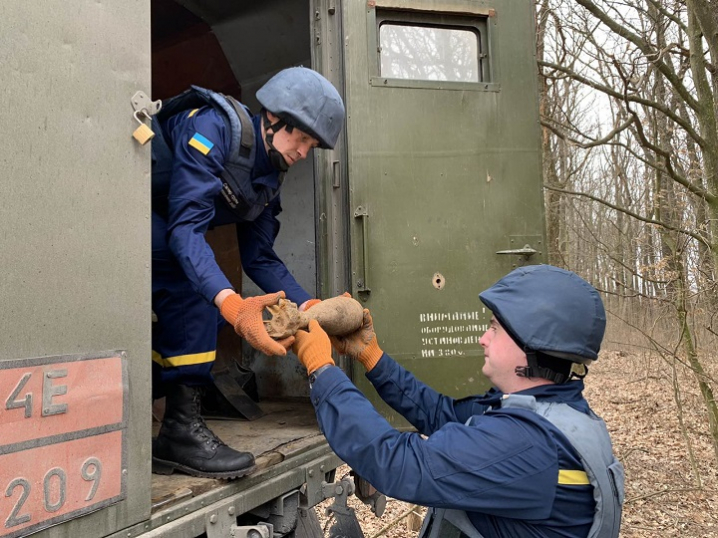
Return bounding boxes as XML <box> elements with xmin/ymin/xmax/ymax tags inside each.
<box><xmin>152</xmin><ymin>350</ymin><xmax>216</xmax><ymax>368</ymax></box>
<box><xmin>188</xmin><ymin>108</ymin><xmax>199</xmax><ymax>118</ymax></box>
<box><xmin>558</xmin><ymin>470</ymin><xmax>590</xmax><ymax>485</ymax></box>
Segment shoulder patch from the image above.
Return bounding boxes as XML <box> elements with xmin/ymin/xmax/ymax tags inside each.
<box><xmin>188</xmin><ymin>132</ymin><xmax>214</xmax><ymax>155</ymax></box>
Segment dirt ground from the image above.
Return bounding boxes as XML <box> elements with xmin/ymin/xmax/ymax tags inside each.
<box><xmin>316</xmin><ymin>350</ymin><xmax>718</xmax><ymax>537</ymax></box>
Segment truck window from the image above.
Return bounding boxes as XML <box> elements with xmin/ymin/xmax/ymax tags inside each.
<box><xmin>379</xmin><ymin>23</ymin><xmax>480</xmax><ymax>82</ymax></box>
<box><xmin>373</xmin><ymin>9</ymin><xmax>491</xmax><ymax>88</ymax></box>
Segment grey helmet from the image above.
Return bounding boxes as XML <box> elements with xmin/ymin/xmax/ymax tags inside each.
<box><xmin>256</xmin><ymin>67</ymin><xmax>345</xmax><ymax>150</ymax></box>
<box><xmin>479</xmin><ymin>265</ymin><xmax>606</xmax><ymax>364</ymax></box>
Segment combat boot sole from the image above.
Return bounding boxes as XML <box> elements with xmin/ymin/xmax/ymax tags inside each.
<box><xmin>152</xmin><ymin>456</ymin><xmax>256</xmax><ymax>479</ymax></box>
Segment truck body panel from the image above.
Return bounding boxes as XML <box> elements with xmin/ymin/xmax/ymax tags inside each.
<box><xmin>0</xmin><ymin>0</ymin><xmax>545</xmax><ymax>536</ymax></box>
<box><xmin>0</xmin><ymin>2</ymin><xmax>152</xmax><ymax>536</ymax></box>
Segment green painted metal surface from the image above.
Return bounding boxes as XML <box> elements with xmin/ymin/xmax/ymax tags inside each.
<box><xmin>0</xmin><ymin>1</ymin><xmax>547</xmax><ymax>534</ymax></box>
<box><xmin>105</xmin><ymin>446</ymin><xmax>342</xmax><ymax>538</ymax></box>
<box><xmin>0</xmin><ymin>1</ymin><xmax>152</xmax><ymax>536</ymax></box>
<box><xmin>341</xmin><ymin>0</ymin><xmax>546</xmax><ymax>422</ymax></box>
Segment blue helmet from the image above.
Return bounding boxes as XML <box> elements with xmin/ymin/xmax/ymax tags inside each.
<box><xmin>256</xmin><ymin>67</ymin><xmax>345</xmax><ymax>150</ymax></box>
<box><xmin>479</xmin><ymin>265</ymin><xmax>606</xmax><ymax>363</ymax></box>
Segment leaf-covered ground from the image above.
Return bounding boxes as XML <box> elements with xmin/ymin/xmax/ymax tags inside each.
<box><xmin>585</xmin><ymin>350</ymin><xmax>718</xmax><ymax>537</ymax></box>
<box><xmin>317</xmin><ymin>350</ymin><xmax>718</xmax><ymax>537</ymax></box>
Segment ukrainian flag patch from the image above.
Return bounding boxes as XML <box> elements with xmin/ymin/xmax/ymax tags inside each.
<box><xmin>188</xmin><ymin>132</ymin><xmax>214</xmax><ymax>155</ymax></box>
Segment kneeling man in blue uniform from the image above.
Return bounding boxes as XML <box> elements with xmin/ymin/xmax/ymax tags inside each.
<box><xmin>291</xmin><ymin>265</ymin><xmax>624</xmax><ymax>537</ymax></box>
<box><xmin>151</xmin><ymin>67</ymin><xmax>345</xmax><ymax>478</ymax></box>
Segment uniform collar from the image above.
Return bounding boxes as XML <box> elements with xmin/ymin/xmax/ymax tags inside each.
<box><xmin>476</xmin><ymin>381</ymin><xmax>587</xmax><ymax>411</ymax></box>
<box><xmin>507</xmin><ymin>381</ymin><xmax>589</xmax><ymax>412</ymax></box>
<box><xmin>517</xmin><ymin>380</ymin><xmax>586</xmax><ymax>402</ymax></box>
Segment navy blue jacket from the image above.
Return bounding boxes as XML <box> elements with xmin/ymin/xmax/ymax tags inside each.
<box><xmin>311</xmin><ymin>354</ymin><xmax>596</xmax><ymax>538</ymax></box>
<box><xmin>152</xmin><ymin>106</ymin><xmax>311</xmax><ymax>305</ymax></box>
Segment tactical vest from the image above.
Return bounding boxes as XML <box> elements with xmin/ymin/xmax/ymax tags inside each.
<box><xmin>419</xmin><ymin>395</ymin><xmax>624</xmax><ymax>538</ymax></box>
<box><xmin>151</xmin><ymin>85</ymin><xmax>283</xmax><ymax>222</ymax></box>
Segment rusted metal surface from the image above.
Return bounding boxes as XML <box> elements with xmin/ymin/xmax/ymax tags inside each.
<box><xmin>0</xmin><ymin>354</ymin><xmax>125</xmax><ymax>445</ymax></box>
<box><xmin>0</xmin><ymin>352</ymin><xmax>127</xmax><ymax>538</ymax></box>
<box><xmin>372</xmin><ymin>0</ymin><xmax>495</xmax><ymax>16</ymax></box>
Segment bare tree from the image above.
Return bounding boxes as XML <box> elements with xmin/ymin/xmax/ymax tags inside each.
<box><xmin>537</xmin><ymin>0</ymin><xmax>718</xmax><ymax>461</ymax></box>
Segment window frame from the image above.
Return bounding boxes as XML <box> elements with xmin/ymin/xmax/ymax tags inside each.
<box><xmin>367</xmin><ymin>4</ymin><xmax>499</xmax><ymax>92</ymax></box>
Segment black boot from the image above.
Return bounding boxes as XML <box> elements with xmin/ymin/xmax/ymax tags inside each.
<box><xmin>152</xmin><ymin>385</ymin><xmax>256</xmax><ymax>479</ymax></box>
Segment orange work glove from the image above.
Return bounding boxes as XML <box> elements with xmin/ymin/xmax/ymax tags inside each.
<box><xmin>300</xmin><ymin>299</ymin><xmax>322</xmax><ymax>311</ymax></box>
<box><xmin>220</xmin><ymin>292</ymin><xmax>294</xmax><ymax>356</ymax></box>
<box><xmin>300</xmin><ymin>292</ymin><xmax>351</xmax><ymax>312</ymax></box>
<box><xmin>292</xmin><ymin>319</ymin><xmax>334</xmax><ymax>374</ymax></box>
<box><xmin>330</xmin><ymin>309</ymin><xmax>383</xmax><ymax>372</ymax></box>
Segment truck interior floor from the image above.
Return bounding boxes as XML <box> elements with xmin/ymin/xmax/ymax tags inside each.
<box><xmin>150</xmin><ymin>399</ymin><xmax>323</xmax><ymax>513</ymax></box>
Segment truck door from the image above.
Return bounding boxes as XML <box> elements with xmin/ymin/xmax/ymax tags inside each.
<box><xmin>340</xmin><ymin>0</ymin><xmax>546</xmax><ymax>417</ymax></box>
<box><xmin>0</xmin><ymin>2</ymin><xmax>151</xmax><ymax>537</ymax></box>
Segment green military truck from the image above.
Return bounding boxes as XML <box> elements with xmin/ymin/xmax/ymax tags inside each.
<box><xmin>0</xmin><ymin>0</ymin><xmax>545</xmax><ymax>536</ymax></box>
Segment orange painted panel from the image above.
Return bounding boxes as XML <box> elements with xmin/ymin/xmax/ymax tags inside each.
<box><xmin>0</xmin><ymin>431</ymin><xmax>124</xmax><ymax>538</ymax></box>
<box><xmin>0</xmin><ymin>355</ymin><xmax>124</xmax><ymax>447</ymax></box>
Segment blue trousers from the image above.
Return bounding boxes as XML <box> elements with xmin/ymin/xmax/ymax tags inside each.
<box><xmin>152</xmin><ymin>213</ymin><xmax>223</xmax><ymax>397</ymax></box>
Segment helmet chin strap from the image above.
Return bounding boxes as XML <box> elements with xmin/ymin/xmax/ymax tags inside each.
<box><xmin>515</xmin><ymin>350</ymin><xmax>569</xmax><ymax>384</ymax></box>
<box><xmin>262</xmin><ymin>110</ymin><xmax>290</xmax><ymax>172</ymax></box>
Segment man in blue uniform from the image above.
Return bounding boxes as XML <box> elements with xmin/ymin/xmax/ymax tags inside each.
<box><xmin>291</xmin><ymin>265</ymin><xmax>624</xmax><ymax>537</ymax></box>
<box><xmin>150</xmin><ymin>67</ymin><xmax>345</xmax><ymax>478</ymax></box>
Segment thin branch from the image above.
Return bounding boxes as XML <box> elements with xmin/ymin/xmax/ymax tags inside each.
<box><xmin>609</xmin><ymin>310</ymin><xmax>718</xmax><ymax>386</ymax></box>
<box><xmin>543</xmin><ymin>184</ymin><xmax>712</xmax><ymax>247</ymax></box>
<box><xmin>612</xmin><ymin>59</ymin><xmax>715</xmax><ymax>204</ymax></box>
<box><xmin>671</xmin><ymin>357</ymin><xmax>703</xmax><ymax>488</ymax></box>
<box><xmin>369</xmin><ymin>505</ymin><xmax>422</xmax><ymax>538</ymax></box>
<box><xmin>539</xmin><ymin>60</ymin><xmax>708</xmax><ymax>149</ymax></box>
<box><xmin>573</xmin><ymin>0</ymin><xmax>701</xmax><ymax>112</ymax></box>
<box><xmin>540</xmin><ymin>117</ymin><xmax>635</xmax><ymax>148</ymax></box>
<box><xmin>625</xmin><ymin>486</ymin><xmax>703</xmax><ymax>503</ymax></box>
<box><xmin>644</xmin><ymin>0</ymin><xmax>688</xmax><ymax>33</ymax></box>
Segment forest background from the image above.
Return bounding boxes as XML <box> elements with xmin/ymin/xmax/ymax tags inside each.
<box><xmin>537</xmin><ymin>0</ymin><xmax>717</xmax><ymax>534</ymax></box>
